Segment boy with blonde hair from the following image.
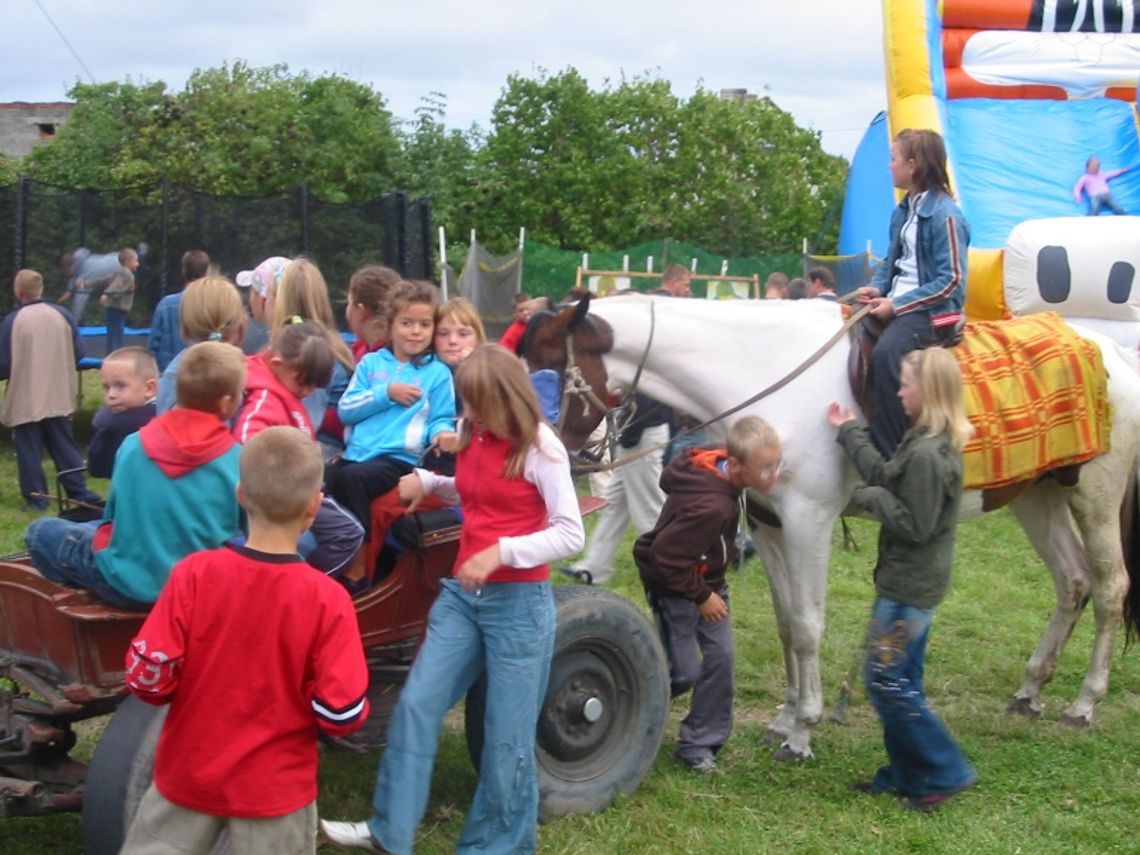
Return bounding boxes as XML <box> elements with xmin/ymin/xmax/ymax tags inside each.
<box><xmin>634</xmin><ymin>415</ymin><xmax>783</xmax><ymax>774</ymax></box>
<box><xmin>1</xmin><ymin>269</ymin><xmax>102</xmax><ymax>511</ymax></box>
<box><xmin>88</xmin><ymin>346</ymin><xmax>158</xmax><ymax>478</ymax></box>
<box><xmin>26</xmin><ymin>342</ymin><xmax>246</xmax><ymax>608</ymax></box>
<box><xmin>122</xmin><ymin>427</ymin><xmax>370</xmax><ymax>853</ymax></box>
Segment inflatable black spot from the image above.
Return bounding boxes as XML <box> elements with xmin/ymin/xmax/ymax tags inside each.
<box><xmin>1036</xmin><ymin>246</ymin><xmax>1071</xmax><ymax>303</ymax></box>
<box><xmin>1106</xmin><ymin>261</ymin><xmax>1134</xmax><ymax>305</ymax></box>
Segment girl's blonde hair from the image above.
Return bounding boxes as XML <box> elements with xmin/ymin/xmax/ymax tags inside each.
<box><xmin>903</xmin><ymin>347</ymin><xmax>973</xmax><ymax>451</ymax></box>
<box><xmin>435</xmin><ymin>297</ymin><xmax>487</xmax><ymax>344</ymax></box>
<box><xmin>272</xmin><ymin>258</ymin><xmax>355</xmax><ymax>370</ymax></box>
<box><xmin>179</xmin><ymin>276</ymin><xmax>245</xmax><ymax>344</ymax></box>
<box><xmin>454</xmin><ymin>344</ymin><xmax>545</xmax><ymax>478</ymax></box>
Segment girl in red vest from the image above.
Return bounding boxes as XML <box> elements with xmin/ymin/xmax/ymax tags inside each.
<box><xmin>321</xmin><ymin>344</ymin><xmax>585</xmax><ymax>855</ymax></box>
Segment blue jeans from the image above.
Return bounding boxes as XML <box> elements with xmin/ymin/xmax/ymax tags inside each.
<box><xmin>1089</xmin><ymin>193</ymin><xmax>1125</xmax><ymax>216</ymax></box>
<box><xmin>865</xmin><ymin>597</ymin><xmax>976</xmax><ymax>798</ymax></box>
<box><xmin>25</xmin><ymin>517</ymin><xmax>148</xmax><ymax>610</ymax></box>
<box><xmin>105</xmin><ymin>307</ymin><xmax>127</xmax><ymax>353</ymax></box>
<box><xmin>870</xmin><ymin>311</ymin><xmax>938</xmax><ymax>456</ymax></box>
<box><xmin>13</xmin><ymin>417</ymin><xmax>101</xmax><ymax>508</ymax></box>
<box><xmin>369</xmin><ymin>578</ymin><xmax>555</xmax><ymax>855</ymax></box>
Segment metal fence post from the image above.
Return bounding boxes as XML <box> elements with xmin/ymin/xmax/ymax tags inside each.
<box><xmin>159</xmin><ymin>176</ymin><xmax>170</xmax><ymax>303</ymax></box>
<box><xmin>15</xmin><ymin>177</ymin><xmax>29</xmax><ymax>270</ymax></box>
<box><xmin>300</xmin><ymin>183</ymin><xmax>310</xmax><ymax>254</ymax></box>
<box><xmin>417</xmin><ymin>197</ymin><xmax>433</xmax><ymax>279</ymax></box>
<box><xmin>396</xmin><ymin>191</ymin><xmax>408</xmax><ymax>274</ymax></box>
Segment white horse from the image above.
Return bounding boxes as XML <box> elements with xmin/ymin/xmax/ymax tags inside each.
<box><xmin>527</xmin><ymin>293</ymin><xmax>1140</xmax><ymax>760</ymax></box>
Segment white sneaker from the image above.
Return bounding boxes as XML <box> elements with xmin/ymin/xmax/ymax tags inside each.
<box><xmin>319</xmin><ymin>819</ymin><xmax>387</xmax><ymax>851</ymax></box>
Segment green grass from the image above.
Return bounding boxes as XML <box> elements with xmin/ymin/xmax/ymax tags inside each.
<box><xmin>5</xmin><ymin>374</ymin><xmax>1140</xmax><ymax>852</ymax></box>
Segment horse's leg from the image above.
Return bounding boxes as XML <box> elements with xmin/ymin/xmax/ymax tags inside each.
<box><xmin>749</xmin><ymin>522</ymin><xmax>799</xmax><ymax>745</ymax></box>
<box><xmin>1057</xmin><ymin>462</ymin><xmax>1131</xmax><ymax>727</ymax></box>
<box><xmin>1007</xmin><ymin>483</ymin><xmax>1092</xmax><ymax>717</ymax></box>
<box><xmin>754</xmin><ymin>510</ymin><xmax>834</xmax><ymax>761</ymax></box>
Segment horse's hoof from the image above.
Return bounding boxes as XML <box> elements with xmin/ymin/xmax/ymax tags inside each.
<box><xmin>772</xmin><ymin>744</ymin><xmax>811</xmax><ymax>763</ymax></box>
<box><xmin>1059</xmin><ymin>713</ymin><xmax>1091</xmax><ymax>729</ymax></box>
<box><xmin>1005</xmin><ymin>697</ymin><xmax>1041</xmax><ymax>719</ymax></box>
<box><xmin>761</xmin><ymin>728</ymin><xmax>787</xmax><ymax>746</ymax></box>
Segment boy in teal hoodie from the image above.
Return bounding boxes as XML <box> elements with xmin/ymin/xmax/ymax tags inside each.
<box><xmin>26</xmin><ymin>342</ymin><xmax>246</xmax><ymax>608</ymax></box>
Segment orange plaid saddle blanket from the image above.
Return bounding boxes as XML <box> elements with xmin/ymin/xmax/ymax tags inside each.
<box><xmin>955</xmin><ymin>312</ymin><xmax>1111</xmax><ymax>490</ymax></box>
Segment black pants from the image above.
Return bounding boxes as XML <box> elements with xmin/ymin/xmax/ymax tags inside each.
<box><xmin>325</xmin><ymin>456</ymin><xmax>415</xmax><ymax>539</ymax></box>
<box><xmin>13</xmin><ymin>417</ymin><xmax>100</xmax><ymax>508</ymax></box>
<box><xmin>870</xmin><ymin>311</ymin><xmax>938</xmax><ymax>457</ymax></box>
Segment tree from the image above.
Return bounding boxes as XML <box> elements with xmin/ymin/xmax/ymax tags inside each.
<box><xmin>390</xmin><ymin>94</ymin><xmax>483</xmax><ymax>240</ymax></box>
<box><xmin>23</xmin><ymin>63</ymin><xmax>402</xmax><ymax>202</ymax></box>
<box><xmin>21</xmin><ymin>80</ymin><xmax>168</xmax><ymax>189</ymax></box>
<box><xmin>472</xmin><ymin>68</ymin><xmax>846</xmax><ymax>255</ymax></box>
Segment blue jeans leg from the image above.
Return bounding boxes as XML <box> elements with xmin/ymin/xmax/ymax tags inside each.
<box><xmin>12</xmin><ymin>423</ymin><xmax>48</xmax><ymax>505</ymax></box>
<box><xmin>106</xmin><ymin>308</ymin><xmax>126</xmax><ymax>353</ymax></box>
<box><xmin>40</xmin><ymin>416</ymin><xmax>101</xmax><ymax>503</ymax></box>
<box><xmin>25</xmin><ymin>517</ymin><xmax>145</xmax><ymax>609</ymax></box>
<box><xmin>870</xmin><ymin>312</ymin><xmax>938</xmax><ymax>456</ymax></box>
<box><xmin>71</xmin><ymin>290</ymin><xmax>90</xmax><ymax>325</ymax></box>
<box><xmin>369</xmin><ymin>580</ymin><xmax>486</xmax><ymax>855</ymax></box>
<box><xmin>457</xmin><ymin>581</ymin><xmax>554</xmax><ymax>855</ymax></box>
<box><xmin>864</xmin><ymin>597</ymin><xmax>976</xmax><ymax>798</ymax></box>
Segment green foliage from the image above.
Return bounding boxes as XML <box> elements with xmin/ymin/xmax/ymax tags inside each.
<box><xmin>16</xmin><ymin>63</ymin><xmax>847</xmax><ymax>260</ymax></box>
<box><xmin>0</xmin><ymin>154</ymin><xmax>18</xmax><ymax>186</ymax></box>
<box><xmin>23</xmin><ymin>63</ymin><xmax>401</xmax><ymax>202</ymax></box>
<box><xmin>471</xmin><ymin>69</ymin><xmax>847</xmax><ymax>255</ymax></box>
<box><xmin>389</xmin><ymin>94</ymin><xmax>484</xmax><ymax>240</ymax></box>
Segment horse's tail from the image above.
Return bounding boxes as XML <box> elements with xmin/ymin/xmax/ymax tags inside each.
<box><xmin>1122</xmin><ymin>467</ymin><xmax>1140</xmax><ymax>648</ymax></box>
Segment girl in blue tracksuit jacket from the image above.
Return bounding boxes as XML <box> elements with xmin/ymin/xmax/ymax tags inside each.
<box><xmin>324</xmin><ymin>281</ymin><xmax>456</xmax><ymax>535</ymax></box>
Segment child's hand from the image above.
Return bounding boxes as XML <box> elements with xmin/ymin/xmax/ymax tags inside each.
<box><xmin>99</xmin><ymin>295</ymin><xmax>108</xmax><ymax>305</ymax></box>
<box><xmin>854</xmin><ymin>285</ymin><xmax>877</xmax><ymax>303</ymax></box>
<box><xmin>827</xmin><ymin>402</ymin><xmax>855</xmax><ymax>429</ymax></box>
<box><xmin>868</xmin><ymin>297</ymin><xmax>895</xmax><ymax>321</ymax></box>
<box><xmin>388</xmin><ymin>382</ymin><xmax>423</xmax><ymax>406</ymax></box>
<box><xmin>699</xmin><ymin>591</ymin><xmax>728</xmax><ymax>622</ymax></box>
<box><xmin>397</xmin><ymin>472</ymin><xmax>425</xmax><ymax>511</ymax></box>
<box><xmin>433</xmin><ymin>431</ymin><xmax>460</xmax><ymax>454</ymax></box>
<box><xmin>457</xmin><ymin>543</ymin><xmax>501</xmax><ymax>591</ymax></box>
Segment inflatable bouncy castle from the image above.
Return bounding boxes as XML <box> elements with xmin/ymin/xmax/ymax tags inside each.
<box><xmin>841</xmin><ymin>0</ymin><xmax>1140</xmax><ymax>345</ymax></box>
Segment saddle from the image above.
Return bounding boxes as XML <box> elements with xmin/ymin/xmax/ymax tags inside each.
<box><xmin>848</xmin><ymin>312</ymin><xmax>1110</xmax><ymax>507</ymax></box>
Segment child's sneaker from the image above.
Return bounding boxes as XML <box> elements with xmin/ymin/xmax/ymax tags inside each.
<box><xmin>903</xmin><ymin>777</ymin><xmax>978</xmax><ymax>812</ymax></box>
<box><xmin>674</xmin><ymin>748</ymin><xmax>716</xmax><ymax>774</ymax></box>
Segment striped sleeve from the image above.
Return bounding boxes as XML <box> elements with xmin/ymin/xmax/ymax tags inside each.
<box><xmin>311</xmin><ymin>587</ymin><xmax>371</xmax><ymax>736</ymax></box>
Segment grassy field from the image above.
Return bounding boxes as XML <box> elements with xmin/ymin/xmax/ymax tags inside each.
<box><xmin>5</xmin><ymin>373</ymin><xmax>1140</xmax><ymax>853</ymax></box>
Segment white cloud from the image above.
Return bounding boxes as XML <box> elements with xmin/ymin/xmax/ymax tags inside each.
<box><xmin>3</xmin><ymin>0</ymin><xmax>886</xmax><ymax>158</ymax></box>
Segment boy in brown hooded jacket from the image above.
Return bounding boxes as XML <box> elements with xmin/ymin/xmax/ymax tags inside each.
<box><xmin>634</xmin><ymin>415</ymin><xmax>782</xmax><ymax>773</ymax></box>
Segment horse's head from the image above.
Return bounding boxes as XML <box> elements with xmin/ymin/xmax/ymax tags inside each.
<box><xmin>522</xmin><ymin>295</ymin><xmax>614</xmax><ymax>451</ymax></box>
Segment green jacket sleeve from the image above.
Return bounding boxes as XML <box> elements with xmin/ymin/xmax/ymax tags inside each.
<box><xmin>851</xmin><ymin>447</ymin><xmax>947</xmax><ymax>546</ymax></box>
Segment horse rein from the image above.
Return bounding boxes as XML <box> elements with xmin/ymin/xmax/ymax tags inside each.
<box><xmin>568</xmin><ymin>300</ymin><xmax>873</xmax><ymax>475</ymax></box>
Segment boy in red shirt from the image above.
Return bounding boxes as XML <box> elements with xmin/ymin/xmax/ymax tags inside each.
<box><xmin>121</xmin><ymin>426</ymin><xmax>370</xmax><ymax>853</ymax></box>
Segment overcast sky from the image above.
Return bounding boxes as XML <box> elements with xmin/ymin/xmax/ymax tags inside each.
<box><xmin>5</xmin><ymin>0</ymin><xmax>886</xmax><ymax>161</ymax></box>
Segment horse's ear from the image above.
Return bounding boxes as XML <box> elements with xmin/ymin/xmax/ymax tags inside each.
<box><xmin>568</xmin><ymin>293</ymin><xmax>592</xmax><ymax>331</ymax></box>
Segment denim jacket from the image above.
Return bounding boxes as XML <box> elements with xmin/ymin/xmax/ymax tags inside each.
<box><xmin>870</xmin><ymin>190</ymin><xmax>969</xmax><ymax>329</ymax></box>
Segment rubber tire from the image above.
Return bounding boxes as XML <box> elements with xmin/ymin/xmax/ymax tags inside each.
<box><xmin>82</xmin><ymin>696</ymin><xmax>230</xmax><ymax>854</ymax></box>
<box><xmin>465</xmin><ymin>586</ymin><xmax>670</xmax><ymax>819</ymax></box>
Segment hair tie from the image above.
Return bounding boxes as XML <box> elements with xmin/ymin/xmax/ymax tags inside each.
<box><xmin>207</xmin><ymin>331</ymin><xmax>222</xmax><ymax>341</ymax></box>
<box><xmin>290</xmin><ymin>315</ymin><xmax>304</xmax><ymax>325</ymax></box>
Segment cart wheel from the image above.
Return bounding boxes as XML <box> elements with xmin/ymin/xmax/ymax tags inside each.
<box><xmin>465</xmin><ymin>586</ymin><xmax>669</xmax><ymax>819</ymax></box>
<box><xmin>82</xmin><ymin>697</ymin><xmax>230</xmax><ymax>854</ymax></box>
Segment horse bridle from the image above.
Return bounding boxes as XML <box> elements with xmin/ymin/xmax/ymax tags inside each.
<box><xmin>560</xmin><ymin>299</ymin><xmax>873</xmax><ymax>474</ymax></box>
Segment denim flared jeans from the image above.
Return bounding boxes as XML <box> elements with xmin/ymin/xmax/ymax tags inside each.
<box><xmin>865</xmin><ymin>597</ymin><xmax>977</xmax><ymax>798</ymax></box>
<box><xmin>369</xmin><ymin>578</ymin><xmax>556</xmax><ymax>855</ymax></box>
